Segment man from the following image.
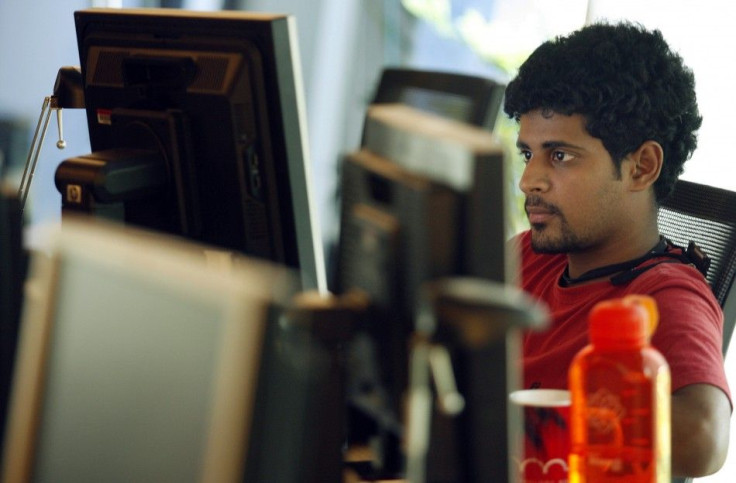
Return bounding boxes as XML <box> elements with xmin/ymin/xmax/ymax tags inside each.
<box><xmin>503</xmin><ymin>22</ymin><xmax>731</xmax><ymax>477</ymax></box>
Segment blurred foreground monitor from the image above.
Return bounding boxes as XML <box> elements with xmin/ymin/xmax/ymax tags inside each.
<box><xmin>336</xmin><ymin>103</ymin><xmax>520</xmax><ymax>480</ymax></box>
<box><xmin>1</xmin><ymin>219</ymin><xmax>351</xmax><ymax>482</ymax></box>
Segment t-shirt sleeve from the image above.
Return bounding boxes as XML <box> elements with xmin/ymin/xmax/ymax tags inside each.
<box><xmin>633</xmin><ymin>264</ymin><xmax>731</xmax><ymax>405</ymax></box>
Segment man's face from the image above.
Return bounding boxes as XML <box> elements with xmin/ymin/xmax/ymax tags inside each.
<box><xmin>517</xmin><ymin>109</ymin><xmax>630</xmax><ymax>254</ymax></box>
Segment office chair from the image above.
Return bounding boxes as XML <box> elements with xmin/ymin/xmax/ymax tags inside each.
<box><xmin>367</xmin><ymin>67</ymin><xmax>506</xmax><ymax>131</ymax></box>
<box><xmin>657</xmin><ymin>179</ymin><xmax>736</xmax><ymax>356</ymax></box>
<box><xmin>657</xmin><ymin>179</ymin><xmax>736</xmax><ymax>483</ymax></box>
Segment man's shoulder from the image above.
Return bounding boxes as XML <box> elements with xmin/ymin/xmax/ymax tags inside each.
<box><xmin>632</xmin><ymin>256</ymin><xmax>713</xmax><ymax>292</ymax></box>
<box><xmin>629</xmin><ymin>258</ymin><xmax>722</xmax><ymax>319</ymax></box>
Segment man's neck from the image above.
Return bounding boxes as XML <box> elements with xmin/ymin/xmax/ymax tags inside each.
<box><xmin>566</xmin><ymin>229</ymin><xmax>662</xmax><ymax>279</ymax></box>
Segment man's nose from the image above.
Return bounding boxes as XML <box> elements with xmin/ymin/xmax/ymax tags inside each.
<box><xmin>518</xmin><ymin>157</ymin><xmax>550</xmax><ymax>194</ymax></box>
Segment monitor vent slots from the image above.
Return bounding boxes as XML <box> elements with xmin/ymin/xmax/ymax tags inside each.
<box><xmin>92</xmin><ymin>50</ymin><xmax>129</xmax><ymax>85</ymax></box>
<box><xmin>189</xmin><ymin>56</ymin><xmax>229</xmax><ymax>91</ymax></box>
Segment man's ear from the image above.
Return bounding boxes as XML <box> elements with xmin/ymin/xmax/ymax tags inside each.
<box><xmin>627</xmin><ymin>140</ymin><xmax>663</xmax><ymax>191</ymax></box>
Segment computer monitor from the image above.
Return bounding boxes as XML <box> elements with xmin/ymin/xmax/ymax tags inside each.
<box><xmin>336</xmin><ymin>104</ymin><xmax>516</xmax><ymax>478</ymax></box>
<box><xmin>0</xmin><ymin>187</ymin><xmax>26</xmax><ymax>451</ymax></box>
<box><xmin>0</xmin><ymin>219</ymin><xmax>347</xmax><ymax>482</ymax></box>
<box><xmin>54</xmin><ymin>8</ymin><xmax>325</xmax><ymax>292</ymax></box>
<box><xmin>347</xmin><ymin>104</ymin><xmax>514</xmax><ymax>289</ymax></box>
<box><xmin>326</xmin><ymin>68</ymin><xmax>505</xmax><ymax>292</ymax></box>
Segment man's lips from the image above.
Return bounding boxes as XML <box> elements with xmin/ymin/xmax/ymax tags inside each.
<box><xmin>525</xmin><ymin>199</ymin><xmax>559</xmax><ymax>225</ymax></box>
<box><xmin>526</xmin><ymin>208</ymin><xmax>555</xmax><ymax>224</ymax></box>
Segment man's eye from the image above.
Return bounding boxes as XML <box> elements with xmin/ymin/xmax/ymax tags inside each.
<box><xmin>520</xmin><ymin>150</ymin><xmax>532</xmax><ymax>164</ymax></box>
<box><xmin>552</xmin><ymin>151</ymin><xmax>574</xmax><ymax>163</ymax></box>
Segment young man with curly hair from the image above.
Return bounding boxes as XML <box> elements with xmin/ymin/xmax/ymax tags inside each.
<box><xmin>503</xmin><ymin>22</ymin><xmax>731</xmax><ymax>477</ymax></box>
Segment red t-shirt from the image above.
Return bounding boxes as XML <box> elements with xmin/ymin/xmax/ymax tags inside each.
<box><xmin>516</xmin><ymin>230</ymin><xmax>731</xmax><ymax>401</ymax></box>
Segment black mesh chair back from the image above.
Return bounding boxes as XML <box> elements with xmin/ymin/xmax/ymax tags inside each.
<box><xmin>657</xmin><ymin>179</ymin><xmax>736</xmax><ymax>355</ymax></box>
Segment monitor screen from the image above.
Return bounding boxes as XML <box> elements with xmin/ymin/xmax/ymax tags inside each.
<box><xmin>54</xmin><ymin>8</ymin><xmax>326</xmax><ymax>291</ymax></box>
<box><xmin>0</xmin><ymin>219</ymin><xmax>302</xmax><ymax>482</ymax></box>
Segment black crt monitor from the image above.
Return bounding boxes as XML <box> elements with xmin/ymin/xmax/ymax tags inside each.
<box><xmin>55</xmin><ymin>8</ymin><xmax>326</xmax><ymax>291</ymax></box>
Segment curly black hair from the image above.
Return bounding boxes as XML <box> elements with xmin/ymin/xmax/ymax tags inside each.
<box><xmin>503</xmin><ymin>22</ymin><xmax>702</xmax><ymax>202</ymax></box>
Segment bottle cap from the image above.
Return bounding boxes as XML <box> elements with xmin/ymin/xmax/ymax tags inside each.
<box><xmin>589</xmin><ymin>295</ymin><xmax>658</xmax><ymax>348</ymax></box>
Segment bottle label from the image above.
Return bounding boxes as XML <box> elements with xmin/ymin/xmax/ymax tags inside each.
<box><xmin>586</xmin><ymin>388</ymin><xmax>626</xmax><ymax>444</ymax></box>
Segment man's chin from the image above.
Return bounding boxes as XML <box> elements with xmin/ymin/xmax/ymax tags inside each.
<box><xmin>530</xmin><ymin>228</ymin><xmax>586</xmax><ymax>254</ymax></box>
<box><xmin>531</xmin><ymin>241</ymin><xmax>565</xmax><ymax>254</ymax></box>
<box><xmin>530</xmin><ymin>229</ymin><xmax>567</xmax><ymax>254</ymax></box>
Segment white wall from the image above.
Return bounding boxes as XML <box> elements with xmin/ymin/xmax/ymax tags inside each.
<box><xmin>0</xmin><ymin>0</ymin><xmax>93</xmax><ymax>230</ymax></box>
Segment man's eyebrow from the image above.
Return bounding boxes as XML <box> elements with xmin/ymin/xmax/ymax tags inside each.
<box><xmin>516</xmin><ymin>139</ymin><xmax>586</xmax><ymax>151</ymax></box>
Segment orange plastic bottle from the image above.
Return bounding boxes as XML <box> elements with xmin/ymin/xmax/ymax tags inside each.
<box><xmin>568</xmin><ymin>295</ymin><xmax>670</xmax><ymax>482</ymax></box>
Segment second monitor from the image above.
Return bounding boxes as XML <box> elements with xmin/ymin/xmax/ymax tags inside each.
<box><xmin>336</xmin><ymin>103</ymin><xmax>514</xmax><ymax>477</ymax></box>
